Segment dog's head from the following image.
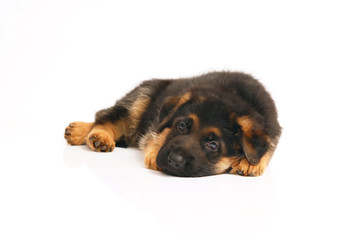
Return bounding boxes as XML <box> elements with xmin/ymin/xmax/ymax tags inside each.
<box><xmin>156</xmin><ymin>91</ymin><xmax>270</xmax><ymax>177</ymax></box>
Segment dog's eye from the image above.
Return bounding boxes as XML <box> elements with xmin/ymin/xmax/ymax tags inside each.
<box><xmin>206</xmin><ymin>141</ymin><xmax>219</xmax><ymax>151</ymax></box>
<box><xmin>177</xmin><ymin>121</ymin><xmax>187</xmax><ymax>131</ymax></box>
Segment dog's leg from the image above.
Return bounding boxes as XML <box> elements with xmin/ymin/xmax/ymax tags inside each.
<box><xmin>79</xmin><ymin>98</ymin><xmax>144</xmax><ymax>152</ymax></box>
<box><xmin>65</xmin><ymin>80</ymin><xmax>171</xmax><ymax>154</ymax></box>
<box><xmin>64</xmin><ymin>120</ymin><xmax>118</xmax><ymax>152</ymax></box>
<box><xmin>64</xmin><ymin>121</ymin><xmax>120</xmax><ymax>153</ymax></box>
<box><xmin>64</xmin><ymin>120</ymin><xmax>119</xmax><ymax>153</ymax></box>
<box><xmin>65</xmin><ymin>119</ymin><xmax>124</xmax><ymax>152</ymax></box>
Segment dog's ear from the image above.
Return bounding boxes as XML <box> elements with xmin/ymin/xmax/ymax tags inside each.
<box><xmin>232</xmin><ymin>113</ymin><xmax>269</xmax><ymax>165</ymax></box>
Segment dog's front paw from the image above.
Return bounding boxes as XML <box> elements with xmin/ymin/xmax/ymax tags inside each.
<box><xmin>86</xmin><ymin>130</ymin><xmax>115</xmax><ymax>152</ymax></box>
<box><xmin>65</xmin><ymin>122</ymin><xmax>94</xmax><ymax>145</ymax></box>
<box><xmin>229</xmin><ymin>158</ymin><xmax>265</xmax><ymax>177</ymax></box>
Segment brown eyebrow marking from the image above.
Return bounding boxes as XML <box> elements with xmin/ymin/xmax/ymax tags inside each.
<box><xmin>177</xmin><ymin>92</ymin><xmax>192</xmax><ymax>107</ymax></box>
<box><xmin>157</xmin><ymin>92</ymin><xmax>192</xmax><ymax>133</ymax></box>
<box><xmin>201</xmin><ymin>126</ymin><xmax>222</xmax><ymax>138</ymax></box>
<box><xmin>188</xmin><ymin>114</ymin><xmax>200</xmax><ymax>130</ymax></box>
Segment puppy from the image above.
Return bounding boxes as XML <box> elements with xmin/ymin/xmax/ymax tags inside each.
<box><xmin>65</xmin><ymin>71</ymin><xmax>281</xmax><ymax>177</ymax></box>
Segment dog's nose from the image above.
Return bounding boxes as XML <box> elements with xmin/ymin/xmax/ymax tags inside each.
<box><xmin>168</xmin><ymin>152</ymin><xmax>185</xmax><ymax>169</ymax></box>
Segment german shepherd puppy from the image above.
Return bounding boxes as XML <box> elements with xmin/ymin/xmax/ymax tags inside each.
<box><xmin>65</xmin><ymin>71</ymin><xmax>281</xmax><ymax>177</ymax></box>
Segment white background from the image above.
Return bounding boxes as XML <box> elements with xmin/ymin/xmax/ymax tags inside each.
<box><xmin>1</xmin><ymin>0</ymin><xmax>359</xmax><ymax>239</ymax></box>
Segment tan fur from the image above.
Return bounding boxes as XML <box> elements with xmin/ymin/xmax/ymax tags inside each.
<box><xmin>129</xmin><ymin>97</ymin><xmax>150</xmax><ymax>132</ymax></box>
<box><xmin>64</xmin><ymin>96</ymin><xmax>152</xmax><ymax>153</ymax></box>
<box><xmin>202</xmin><ymin>126</ymin><xmax>222</xmax><ymax>138</ymax></box>
<box><xmin>160</xmin><ymin>92</ymin><xmax>192</xmax><ymax>127</ymax></box>
<box><xmin>64</xmin><ymin>122</ymin><xmax>94</xmax><ymax>145</ymax></box>
<box><xmin>177</xmin><ymin>92</ymin><xmax>192</xmax><ymax>107</ymax></box>
<box><xmin>188</xmin><ymin>113</ymin><xmax>200</xmax><ymax>131</ymax></box>
<box><xmin>198</xmin><ymin>96</ymin><xmax>206</xmax><ymax>102</ymax></box>
<box><xmin>236</xmin><ymin>116</ymin><xmax>253</xmax><ymax>137</ymax></box>
<box><xmin>164</xmin><ymin>95</ymin><xmax>181</xmax><ymax>106</ymax></box>
<box><xmin>112</xmin><ymin>97</ymin><xmax>151</xmax><ymax>147</ymax></box>
<box><xmin>86</xmin><ymin>122</ymin><xmax>118</xmax><ymax>152</ymax></box>
<box><xmin>214</xmin><ymin>156</ymin><xmax>240</xmax><ymax>174</ymax></box>
<box><xmin>229</xmin><ymin>148</ymin><xmax>274</xmax><ymax>176</ymax></box>
<box><xmin>215</xmin><ymin>144</ymin><xmax>275</xmax><ymax>176</ymax></box>
<box><xmin>143</xmin><ymin>128</ymin><xmax>171</xmax><ymax>170</ymax></box>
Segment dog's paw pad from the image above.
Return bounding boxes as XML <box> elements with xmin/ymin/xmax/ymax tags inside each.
<box><xmin>87</xmin><ymin>131</ymin><xmax>115</xmax><ymax>152</ymax></box>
